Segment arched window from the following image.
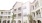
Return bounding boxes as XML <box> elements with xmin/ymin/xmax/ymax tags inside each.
<box><xmin>38</xmin><ymin>20</ymin><xmax>41</xmax><ymax>23</ymax></box>
<box><xmin>18</xmin><ymin>20</ymin><xmax>21</xmax><ymax>23</ymax></box>
<box><xmin>3</xmin><ymin>20</ymin><xmax>6</xmax><ymax>23</ymax></box>
<box><xmin>7</xmin><ymin>20</ymin><xmax>10</xmax><ymax>23</ymax></box>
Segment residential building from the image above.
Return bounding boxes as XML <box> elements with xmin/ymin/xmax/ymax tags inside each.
<box><xmin>12</xmin><ymin>2</ymin><xmax>23</xmax><ymax>23</ymax></box>
<box><xmin>22</xmin><ymin>2</ymin><xmax>30</xmax><ymax>23</ymax></box>
<box><xmin>12</xmin><ymin>2</ymin><xmax>29</xmax><ymax>23</ymax></box>
<box><xmin>30</xmin><ymin>0</ymin><xmax>42</xmax><ymax>23</ymax></box>
<box><xmin>0</xmin><ymin>2</ymin><xmax>30</xmax><ymax>23</ymax></box>
<box><xmin>0</xmin><ymin>10</ymin><xmax>12</xmax><ymax>23</ymax></box>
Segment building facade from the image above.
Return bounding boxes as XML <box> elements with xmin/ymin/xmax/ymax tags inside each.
<box><xmin>0</xmin><ymin>2</ymin><xmax>30</xmax><ymax>23</ymax></box>
<box><xmin>0</xmin><ymin>10</ymin><xmax>12</xmax><ymax>23</ymax></box>
<box><xmin>30</xmin><ymin>0</ymin><xmax>42</xmax><ymax>23</ymax></box>
<box><xmin>12</xmin><ymin>2</ymin><xmax>29</xmax><ymax>23</ymax></box>
<box><xmin>12</xmin><ymin>2</ymin><xmax>24</xmax><ymax>23</ymax></box>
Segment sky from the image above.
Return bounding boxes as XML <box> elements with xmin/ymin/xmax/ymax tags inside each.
<box><xmin>0</xmin><ymin>0</ymin><xmax>34</xmax><ymax>10</ymax></box>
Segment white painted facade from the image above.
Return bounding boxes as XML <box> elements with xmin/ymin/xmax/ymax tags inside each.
<box><xmin>0</xmin><ymin>10</ymin><xmax>12</xmax><ymax>23</ymax></box>
<box><xmin>12</xmin><ymin>2</ymin><xmax>23</xmax><ymax>23</ymax></box>
<box><xmin>12</xmin><ymin>2</ymin><xmax>29</xmax><ymax>23</ymax></box>
<box><xmin>0</xmin><ymin>2</ymin><xmax>30</xmax><ymax>23</ymax></box>
<box><xmin>30</xmin><ymin>0</ymin><xmax>42</xmax><ymax>23</ymax></box>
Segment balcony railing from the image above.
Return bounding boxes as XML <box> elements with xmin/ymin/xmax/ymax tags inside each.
<box><xmin>18</xmin><ymin>16</ymin><xmax>21</xmax><ymax>19</ymax></box>
<box><xmin>14</xmin><ymin>17</ymin><xmax>16</xmax><ymax>19</ymax></box>
<box><xmin>33</xmin><ymin>14</ymin><xmax>41</xmax><ymax>19</ymax></box>
<box><xmin>37</xmin><ymin>14</ymin><xmax>41</xmax><ymax>18</ymax></box>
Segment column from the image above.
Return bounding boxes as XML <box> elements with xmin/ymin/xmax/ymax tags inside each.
<box><xmin>27</xmin><ymin>20</ymin><xmax>29</xmax><ymax>23</ymax></box>
<box><xmin>10</xmin><ymin>20</ymin><xmax>11</xmax><ymax>23</ymax></box>
<box><xmin>6</xmin><ymin>20</ymin><xmax>7</xmax><ymax>23</ymax></box>
<box><xmin>16</xmin><ymin>20</ymin><xmax>18</xmax><ymax>23</ymax></box>
<box><xmin>41</xmin><ymin>20</ymin><xmax>42</xmax><ymax>23</ymax></box>
<box><xmin>1</xmin><ymin>20</ymin><xmax>3</xmax><ymax>23</ymax></box>
<box><xmin>36</xmin><ymin>20</ymin><xmax>38</xmax><ymax>23</ymax></box>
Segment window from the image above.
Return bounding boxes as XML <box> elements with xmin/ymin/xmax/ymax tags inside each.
<box><xmin>8</xmin><ymin>20</ymin><xmax>10</xmax><ymax>23</ymax></box>
<box><xmin>14</xmin><ymin>9</ymin><xmax>16</xmax><ymax>11</ymax></box>
<box><xmin>8</xmin><ymin>16</ymin><xmax>10</xmax><ymax>18</ymax></box>
<box><xmin>18</xmin><ymin>13</ymin><xmax>21</xmax><ymax>18</ymax></box>
<box><xmin>3</xmin><ymin>20</ymin><xmax>6</xmax><ymax>23</ymax></box>
<box><xmin>31</xmin><ymin>5</ymin><xmax>34</xmax><ymax>10</ymax></box>
<box><xmin>18</xmin><ymin>13</ymin><xmax>21</xmax><ymax>16</ymax></box>
<box><xmin>8</xmin><ymin>12</ymin><xmax>10</xmax><ymax>15</ymax></box>
<box><xmin>5</xmin><ymin>12</ymin><xmax>7</xmax><ymax>15</ymax></box>
<box><xmin>33</xmin><ymin>6</ymin><xmax>34</xmax><ymax>10</ymax></box>
<box><xmin>36</xmin><ymin>12</ymin><xmax>38</xmax><ymax>15</ymax></box>
<box><xmin>18</xmin><ymin>7</ymin><xmax>21</xmax><ymax>10</ymax></box>
<box><xmin>1</xmin><ymin>12</ymin><xmax>3</xmax><ymax>14</ymax></box>
<box><xmin>33</xmin><ymin>13</ymin><xmax>35</xmax><ymax>17</ymax></box>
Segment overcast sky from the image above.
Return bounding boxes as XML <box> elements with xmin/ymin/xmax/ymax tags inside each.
<box><xmin>0</xmin><ymin>0</ymin><xmax>34</xmax><ymax>10</ymax></box>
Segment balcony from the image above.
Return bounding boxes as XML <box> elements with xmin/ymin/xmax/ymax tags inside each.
<box><xmin>37</xmin><ymin>14</ymin><xmax>41</xmax><ymax>18</ymax></box>
<box><xmin>18</xmin><ymin>16</ymin><xmax>21</xmax><ymax>19</ymax></box>
<box><xmin>32</xmin><ymin>14</ymin><xmax>41</xmax><ymax>19</ymax></box>
<box><xmin>18</xmin><ymin>13</ymin><xmax>21</xmax><ymax>19</ymax></box>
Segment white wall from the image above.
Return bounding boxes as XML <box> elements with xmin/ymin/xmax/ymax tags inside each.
<box><xmin>22</xmin><ymin>1</ymin><xmax>30</xmax><ymax>23</ymax></box>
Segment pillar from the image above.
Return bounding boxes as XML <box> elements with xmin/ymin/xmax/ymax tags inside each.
<box><xmin>16</xmin><ymin>20</ymin><xmax>18</xmax><ymax>23</ymax></box>
<box><xmin>1</xmin><ymin>20</ymin><xmax>3</xmax><ymax>23</ymax></box>
<box><xmin>10</xmin><ymin>20</ymin><xmax>11</xmax><ymax>23</ymax></box>
<box><xmin>41</xmin><ymin>20</ymin><xmax>42</xmax><ymax>23</ymax></box>
<box><xmin>36</xmin><ymin>20</ymin><xmax>38</xmax><ymax>23</ymax></box>
<box><xmin>6</xmin><ymin>20</ymin><xmax>7</xmax><ymax>23</ymax></box>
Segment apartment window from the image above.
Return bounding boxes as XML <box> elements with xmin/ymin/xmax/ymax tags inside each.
<box><xmin>3</xmin><ymin>20</ymin><xmax>6</xmax><ymax>23</ymax></box>
<box><xmin>14</xmin><ymin>9</ymin><xmax>16</xmax><ymax>11</ymax></box>
<box><xmin>8</xmin><ymin>12</ymin><xmax>10</xmax><ymax>15</ymax></box>
<box><xmin>8</xmin><ymin>16</ymin><xmax>10</xmax><ymax>18</ymax></box>
<box><xmin>31</xmin><ymin>5</ymin><xmax>34</xmax><ymax>10</ymax></box>
<box><xmin>33</xmin><ymin>13</ymin><xmax>35</xmax><ymax>17</ymax></box>
<box><xmin>18</xmin><ymin>13</ymin><xmax>21</xmax><ymax>16</ymax></box>
<box><xmin>1</xmin><ymin>12</ymin><xmax>3</xmax><ymax>14</ymax></box>
<box><xmin>5</xmin><ymin>12</ymin><xmax>7</xmax><ymax>15</ymax></box>
<box><xmin>33</xmin><ymin>6</ymin><xmax>34</xmax><ymax>10</ymax></box>
<box><xmin>18</xmin><ymin>7</ymin><xmax>21</xmax><ymax>10</ymax></box>
<box><xmin>8</xmin><ymin>20</ymin><xmax>10</xmax><ymax>23</ymax></box>
<box><xmin>36</xmin><ymin>12</ymin><xmax>38</xmax><ymax>15</ymax></box>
